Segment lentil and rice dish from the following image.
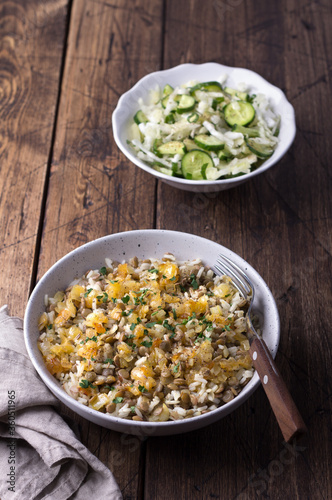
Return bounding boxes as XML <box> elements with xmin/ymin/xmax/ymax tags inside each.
<box><xmin>38</xmin><ymin>254</ymin><xmax>254</xmax><ymax>422</ymax></box>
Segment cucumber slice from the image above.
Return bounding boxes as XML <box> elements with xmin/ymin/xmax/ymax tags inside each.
<box><xmin>153</xmin><ymin>164</ymin><xmax>173</xmax><ymax>176</ymax></box>
<box><xmin>181</xmin><ymin>150</ymin><xmax>214</xmax><ymax>180</ymax></box>
<box><xmin>224</xmin><ymin>87</ymin><xmax>248</xmax><ymax>101</ymax></box>
<box><xmin>165</xmin><ymin>112</ymin><xmax>175</xmax><ymax>124</ymax></box>
<box><xmin>187</xmin><ymin>112</ymin><xmax>199</xmax><ymax>123</ymax></box>
<box><xmin>153</xmin><ymin>139</ymin><xmax>163</xmax><ymax>158</ymax></box>
<box><xmin>163</xmin><ymin>84</ymin><xmax>174</xmax><ymax>96</ymax></box>
<box><xmin>183</xmin><ymin>138</ymin><xmax>199</xmax><ymax>151</ymax></box>
<box><xmin>245</xmin><ymin>139</ymin><xmax>275</xmax><ymax>158</ymax></box>
<box><xmin>223</xmin><ymin>101</ymin><xmax>255</xmax><ymax>127</ymax></box>
<box><xmin>194</xmin><ymin>134</ymin><xmax>224</xmax><ymax>151</ymax></box>
<box><xmin>232</xmin><ymin>124</ymin><xmax>259</xmax><ymax>137</ymax></box>
<box><xmin>190</xmin><ymin>81</ymin><xmax>223</xmax><ymax>97</ymax></box>
<box><xmin>177</xmin><ymin>95</ymin><xmax>196</xmax><ymax>114</ymax></box>
<box><xmin>217</xmin><ymin>146</ymin><xmax>233</xmax><ymax>161</ymax></box>
<box><xmin>157</xmin><ymin>141</ymin><xmax>186</xmax><ymax>156</ymax></box>
<box><xmin>134</xmin><ymin>110</ymin><xmax>148</xmax><ymax>125</ymax></box>
<box><xmin>161</xmin><ymin>94</ymin><xmax>181</xmax><ymax>109</ymax></box>
<box><xmin>212</xmin><ymin>97</ymin><xmax>225</xmax><ymax>110</ymax></box>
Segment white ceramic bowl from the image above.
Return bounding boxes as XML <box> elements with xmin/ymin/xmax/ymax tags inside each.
<box><xmin>112</xmin><ymin>62</ymin><xmax>296</xmax><ymax>192</ymax></box>
<box><xmin>24</xmin><ymin>230</ymin><xmax>280</xmax><ymax>436</ymax></box>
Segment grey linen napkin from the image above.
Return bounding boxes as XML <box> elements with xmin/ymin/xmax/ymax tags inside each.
<box><xmin>0</xmin><ymin>306</ymin><xmax>122</xmax><ymax>500</ymax></box>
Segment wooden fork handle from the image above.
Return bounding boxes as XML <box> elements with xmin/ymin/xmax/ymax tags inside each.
<box><xmin>249</xmin><ymin>337</ymin><xmax>307</xmax><ymax>442</ymax></box>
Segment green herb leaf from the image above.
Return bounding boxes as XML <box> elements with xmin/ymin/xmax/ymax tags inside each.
<box><xmin>130</xmin><ymin>323</ymin><xmax>136</xmax><ymax>331</ymax></box>
<box><xmin>172</xmin><ymin>309</ymin><xmax>177</xmax><ymax>320</ymax></box>
<box><xmin>190</xmin><ymin>273</ymin><xmax>199</xmax><ymax>290</ymax></box>
<box><xmin>47</xmin><ymin>324</ymin><xmax>53</xmax><ymax>330</ymax></box>
<box><xmin>131</xmin><ymin>406</ymin><xmax>136</xmax><ymax>412</ymax></box>
<box><xmin>173</xmin><ymin>362</ymin><xmax>180</xmax><ymax>373</ymax></box>
<box><xmin>100</xmin><ymin>266</ymin><xmax>107</xmax><ymax>275</ymax></box>
<box><xmin>84</xmin><ymin>288</ymin><xmax>93</xmax><ymax>297</ymax></box>
<box><xmin>145</xmin><ymin>322</ymin><xmax>156</xmax><ymax>328</ymax></box>
<box><xmin>79</xmin><ymin>379</ymin><xmax>96</xmax><ymax>389</ymax></box>
<box><xmin>138</xmin><ymin>384</ymin><xmax>147</xmax><ymax>393</ymax></box>
<box><xmin>103</xmin><ymin>358</ymin><xmax>114</xmax><ymax>364</ymax></box>
<box><xmin>141</xmin><ymin>340</ymin><xmax>152</xmax><ymax>348</ymax></box>
<box><xmin>148</xmin><ymin>268</ymin><xmax>159</xmax><ymax>274</ymax></box>
<box><xmin>113</xmin><ymin>397</ymin><xmax>124</xmax><ymax>404</ymax></box>
<box><xmin>122</xmin><ymin>295</ymin><xmax>130</xmax><ymax>304</ymax></box>
<box><xmin>163</xmin><ymin>319</ymin><xmax>175</xmax><ymax>332</ymax></box>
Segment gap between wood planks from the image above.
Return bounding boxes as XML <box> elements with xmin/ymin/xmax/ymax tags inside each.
<box><xmin>29</xmin><ymin>0</ymin><xmax>74</xmax><ymax>296</ymax></box>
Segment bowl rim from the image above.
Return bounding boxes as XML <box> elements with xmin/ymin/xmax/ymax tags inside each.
<box><xmin>24</xmin><ymin>229</ymin><xmax>280</xmax><ymax>432</ymax></box>
<box><xmin>112</xmin><ymin>62</ymin><xmax>296</xmax><ymax>187</ymax></box>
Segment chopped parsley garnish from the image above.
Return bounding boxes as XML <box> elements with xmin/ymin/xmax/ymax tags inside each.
<box><xmin>84</xmin><ymin>288</ymin><xmax>93</xmax><ymax>297</ymax></box>
<box><xmin>162</xmin><ymin>275</ymin><xmax>167</xmax><ymax>279</ymax></box>
<box><xmin>110</xmin><ymin>280</ymin><xmax>118</xmax><ymax>284</ymax></box>
<box><xmin>141</xmin><ymin>340</ymin><xmax>152</xmax><ymax>348</ymax></box>
<box><xmin>103</xmin><ymin>358</ymin><xmax>114</xmax><ymax>364</ymax></box>
<box><xmin>122</xmin><ymin>295</ymin><xmax>130</xmax><ymax>304</ymax></box>
<box><xmin>79</xmin><ymin>379</ymin><xmax>96</xmax><ymax>389</ymax></box>
<box><xmin>173</xmin><ymin>362</ymin><xmax>180</xmax><ymax>373</ymax></box>
<box><xmin>47</xmin><ymin>324</ymin><xmax>53</xmax><ymax>330</ymax></box>
<box><xmin>111</xmin><ymin>297</ymin><xmax>117</xmax><ymax>303</ymax></box>
<box><xmin>170</xmin><ymin>276</ymin><xmax>176</xmax><ymax>281</ymax></box>
<box><xmin>225</xmin><ymin>325</ymin><xmax>231</xmax><ymax>331</ymax></box>
<box><xmin>145</xmin><ymin>322</ymin><xmax>156</xmax><ymax>328</ymax></box>
<box><xmin>172</xmin><ymin>309</ymin><xmax>177</xmax><ymax>320</ymax></box>
<box><xmin>163</xmin><ymin>319</ymin><xmax>175</xmax><ymax>332</ymax></box>
<box><xmin>144</xmin><ymin>329</ymin><xmax>149</xmax><ymax>335</ymax></box>
<box><xmin>131</xmin><ymin>406</ymin><xmax>136</xmax><ymax>412</ymax></box>
<box><xmin>100</xmin><ymin>266</ymin><xmax>107</xmax><ymax>275</ymax></box>
<box><xmin>138</xmin><ymin>385</ymin><xmax>147</xmax><ymax>393</ymax></box>
<box><xmin>170</xmin><ymin>332</ymin><xmax>175</xmax><ymax>339</ymax></box>
<box><xmin>113</xmin><ymin>397</ymin><xmax>124</xmax><ymax>404</ymax></box>
<box><xmin>122</xmin><ymin>308</ymin><xmax>134</xmax><ymax>317</ymax></box>
<box><xmin>190</xmin><ymin>273</ymin><xmax>199</xmax><ymax>290</ymax></box>
<box><xmin>90</xmin><ymin>336</ymin><xmax>98</xmax><ymax>342</ymax></box>
<box><xmin>130</xmin><ymin>323</ymin><xmax>136</xmax><ymax>331</ymax></box>
<box><xmin>148</xmin><ymin>268</ymin><xmax>159</xmax><ymax>274</ymax></box>
<box><xmin>102</xmin><ymin>292</ymin><xmax>108</xmax><ymax>303</ymax></box>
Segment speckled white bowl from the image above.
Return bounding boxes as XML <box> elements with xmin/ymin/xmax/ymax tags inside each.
<box><xmin>112</xmin><ymin>62</ymin><xmax>296</xmax><ymax>193</ymax></box>
<box><xmin>24</xmin><ymin>230</ymin><xmax>280</xmax><ymax>435</ymax></box>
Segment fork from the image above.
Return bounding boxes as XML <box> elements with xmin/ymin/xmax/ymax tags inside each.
<box><xmin>215</xmin><ymin>255</ymin><xmax>307</xmax><ymax>443</ymax></box>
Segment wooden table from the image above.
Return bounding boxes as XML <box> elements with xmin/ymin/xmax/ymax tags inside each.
<box><xmin>1</xmin><ymin>0</ymin><xmax>331</xmax><ymax>498</ymax></box>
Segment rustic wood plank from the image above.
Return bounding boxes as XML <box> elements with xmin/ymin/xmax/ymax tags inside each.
<box><xmin>0</xmin><ymin>0</ymin><xmax>68</xmax><ymax>317</ymax></box>
<box><xmin>36</xmin><ymin>0</ymin><xmax>164</xmax><ymax>496</ymax></box>
<box><xmin>149</xmin><ymin>0</ymin><xmax>332</xmax><ymax>499</ymax></box>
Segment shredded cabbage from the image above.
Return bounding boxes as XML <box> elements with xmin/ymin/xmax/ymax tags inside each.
<box><xmin>128</xmin><ymin>77</ymin><xmax>280</xmax><ymax>181</ymax></box>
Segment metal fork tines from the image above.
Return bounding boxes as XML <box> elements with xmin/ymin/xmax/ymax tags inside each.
<box><xmin>214</xmin><ymin>254</ymin><xmax>254</xmax><ymax>302</ymax></box>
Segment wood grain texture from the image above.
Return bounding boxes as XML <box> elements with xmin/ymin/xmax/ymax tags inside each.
<box><xmin>35</xmin><ymin>0</ymin><xmax>164</xmax><ymax>496</ymax></box>
<box><xmin>0</xmin><ymin>0</ymin><xmax>68</xmax><ymax>317</ymax></box>
<box><xmin>36</xmin><ymin>0</ymin><xmax>163</xmax><ymax>278</ymax></box>
<box><xmin>149</xmin><ymin>0</ymin><xmax>332</xmax><ymax>499</ymax></box>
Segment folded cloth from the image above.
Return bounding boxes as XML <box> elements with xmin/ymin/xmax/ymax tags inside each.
<box><xmin>0</xmin><ymin>306</ymin><xmax>122</xmax><ymax>500</ymax></box>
